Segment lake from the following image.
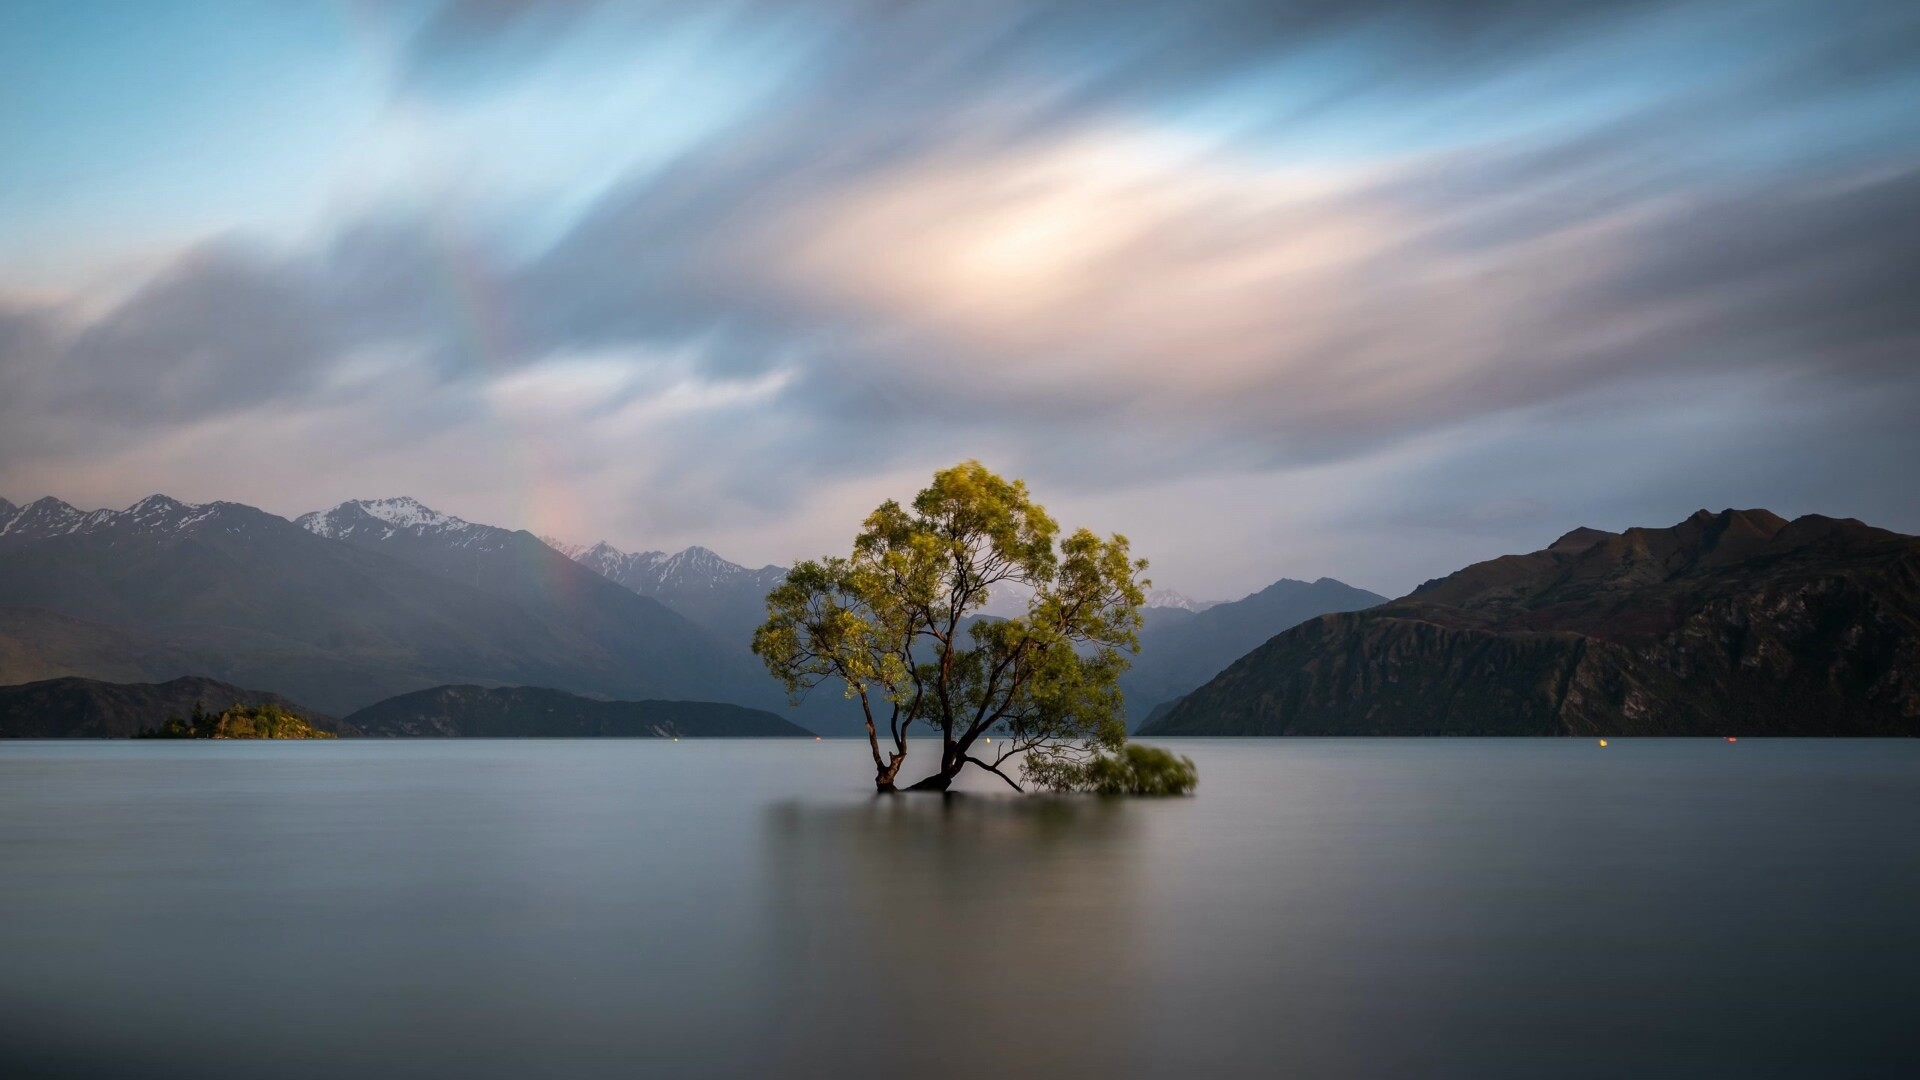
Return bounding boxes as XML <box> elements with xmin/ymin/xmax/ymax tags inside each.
<box><xmin>2</xmin><ymin>738</ymin><xmax>1916</xmax><ymax>1079</ymax></box>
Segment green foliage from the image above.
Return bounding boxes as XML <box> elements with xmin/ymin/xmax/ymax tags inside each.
<box><xmin>1031</xmin><ymin>743</ymin><xmax>1198</xmax><ymax>796</ymax></box>
<box><xmin>754</xmin><ymin>459</ymin><xmax>1190</xmax><ymax>794</ymax></box>
<box><xmin>138</xmin><ymin>701</ymin><xmax>335</xmax><ymax>740</ymax></box>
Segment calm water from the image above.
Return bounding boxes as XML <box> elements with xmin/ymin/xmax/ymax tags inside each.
<box><xmin>1</xmin><ymin>739</ymin><xmax>1916</xmax><ymax>1079</ymax></box>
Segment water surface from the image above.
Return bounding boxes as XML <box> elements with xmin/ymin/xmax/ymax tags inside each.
<box><xmin>2</xmin><ymin>739</ymin><xmax>1915</xmax><ymax>1078</ymax></box>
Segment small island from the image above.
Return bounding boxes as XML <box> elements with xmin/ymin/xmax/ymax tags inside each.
<box><xmin>137</xmin><ymin>702</ymin><xmax>337</xmax><ymax>740</ymax></box>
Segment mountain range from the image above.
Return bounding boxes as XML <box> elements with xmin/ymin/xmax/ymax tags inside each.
<box><xmin>531</xmin><ymin>530</ymin><xmax>1384</xmax><ymax>733</ymax></box>
<box><xmin>0</xmin><ymin>494</ymin><xmax>759</xmax><ymax>717</ymax></box>
<box><xmin>0</xmin><ymin>492</ymin><xmax>1389</xmax><ymax>736</ymax></box>
<box><xmin>8</xmin><ymin>495</ymin><xmax>1902</xmax><ymax>739</ymax></box>
<box><xmin>1141</xmin><ymin>509</ymin><xmax>1920</xmax><ymax>737</ymax></box>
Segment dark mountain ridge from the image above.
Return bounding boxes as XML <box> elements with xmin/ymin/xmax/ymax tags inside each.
<box><xmin>345</xmin><ymin>684</ymin><xmax>812</xmax><ymax>738</ymax></box>
<box><xmin>1121</xmin><ymin>575</ymin><xmax>1387</xmax><ymax>725</ymax></box>
<box><xmin>1142</xmin><ymin>509</ymin><xmax>1920</xmax><ymax>737</ymax></box>
<box><xmin>0</xmin><ymin>675</ymin><xmax>348</xmax><ymax>738</ymax></box>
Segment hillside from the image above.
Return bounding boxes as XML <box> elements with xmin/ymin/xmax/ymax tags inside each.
<box><xmin>345</xmin><ymin>684</ymin><xmax>812</xmax><ymax>738</ymax></box>
<box><xmin>1122</xmin><ymin>576</ymin><xmax>1386</xmax><ymax>725</ymax></box>
<box><xmin>1141</xmin><ymin>510</ymin><xmax>1920</xmax><ymax>736</ymax></box>
<box><xmin>0</xmin><ymin>676</ymin><xmax>349</xmax><ymax>738</ymax></box>
<box><xmin>0</xmin><ymin>606</ymin><xmax>204</xmax><ymax>686</ymax></box>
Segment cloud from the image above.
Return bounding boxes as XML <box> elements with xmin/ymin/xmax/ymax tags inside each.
<box><xmin>397</xmin><ymin>0</ymin><xmax>1673</xmax><ymax>109</ymax></box>
<box><xmin>503</xmin><ymin>103</ymin><xmax>1920</xmax><ymax>490</ymax></box>
<box><xmin>4</xmin><ymin>0</ymin><xmax>1919</xmax><ymax>596</ymax></box>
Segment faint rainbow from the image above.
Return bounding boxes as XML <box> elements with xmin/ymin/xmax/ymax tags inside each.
<box><xmin>329</xmin><ymin>0</ymin><xmax>595</xmax><ymax>607</ymax></box>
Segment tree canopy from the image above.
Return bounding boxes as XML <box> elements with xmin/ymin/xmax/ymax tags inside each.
<box><xmin>753</xmin><ymin>460</ymin><xmax>1191</xmax><ymax>794</ymax></box>
<box><xmin>137</xmin><ymin>701</ymin><xmax>336</xmax><ymax>739</ymax></box>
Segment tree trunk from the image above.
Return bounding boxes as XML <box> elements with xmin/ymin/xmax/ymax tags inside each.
<box><xmin>902</xmin><ymin>735</ymin><xmax>971</xmax><ymax>791</ymax></box>
<box><xmin>904</xmin><ymin>771</ymin><xmax>952</xmax><ymax>792</ymax></box>
<box><xmin>864</xmin><ymin>705</ymin><xmax>906</xmax><ymax>793</ymax></box>
<box><xmin>904</xmin><ymin>757</ymin><xmax>966</xmax><ymax>792</ymax></box>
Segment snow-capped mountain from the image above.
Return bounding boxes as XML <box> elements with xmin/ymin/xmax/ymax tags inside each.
<box><xmin>296</xmin><ymin>496</ymin><xmax>511</xmax><ymax>551</ymax></box>
<box><xmin>297</xmin><ymin>501</ymin><xmax>795</xmax><ymax>659</ymax></box>
<box><xmin>1144</xmin><ymin>588</ymin><xmax>1220</xmax><ymax>613</ymax></box>
<box><xmin>540</xmin><ymin>537</ymin><xmax>785</xmax><ymax>595</ymax></box>
<box><xmin>0</xmin><ymin>492</ymin><xmax>771</xmax><ymax>717</ymax></box>
<box><xmin>0</xmin><ymin>496</ymin><xmax>101</xmax><ymax>541</ymax></box>
<box><xmin>537</xmin><ymin>536</ymin><xmax>594</xmax><ymax>562</ymax></box>
<box><xmin>535</xmin><ymin>539</ymin><xmax>658</xmax><ymax>587</ymax></box>
<box><xmin>539</xmin><ymin>536</ymin><xmax>786</xmax><ymax>639</ymax></box>
<box><xmin>653</xmin><ymin>546</ymin><xmax>788</xmax><ymax>594</ymax></box>
<box><xmin>0</xmin><ymin>494</ymin><xmax>274</xmax><ymax>548</ymax></box>
<box><xmin>295</xmin><ymin>497</ymin><xmax>674</xmax><ymax>622</ymax></box>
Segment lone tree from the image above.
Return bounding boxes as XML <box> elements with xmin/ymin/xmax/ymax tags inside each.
<box><xmin>754</xmin><ymin>460</ymin><xmax>1192</xmax><ymax>794</ymax></box>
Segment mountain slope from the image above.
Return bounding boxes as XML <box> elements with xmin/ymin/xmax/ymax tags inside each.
<box><xmin>345</xmin><ymin>684</ymin><xmax>811</xmax><ymax>738</ymax></box>
<box><xmin>0</xmin><ymin>496</ymin><xmax>767</xmax><ymax>715</ymax></box>
<box><xmin>298</xmin><ymin>497</ymin><xmax>748</xmax><ymax>663</ymax></box>
<box><xmin>0</xmin><ymin>606</ymin><xmax>206</xmax><ymax>686</ymax></box>
<box><xmin>0</xmin><ymin>675</ymin><xmax>347</xmax><ymax>738</ymax></box>
<box><xmin>537</xmin><ymin>532</ymin><xmax>868</xmax><ymax>732</ymax></box>
<box><xmin>1142</xmin><ymin>509</ymin><xmax>1920</xmax><ymax>736</ymax></box>
<box><xmin>293</xmin><ymin>496</ymin><xmax>780</xmax><ymax>708</ymax></box>
<box><xmin>1122</xmin><ymin>576</ymin><xmax>1387</xmax><ymax>725</ymax></box>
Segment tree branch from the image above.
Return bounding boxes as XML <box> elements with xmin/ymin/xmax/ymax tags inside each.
<box><xmin>964</xmin><ymin>755</ymin><xmax>1025</xmax><ymax>793</ymax></box>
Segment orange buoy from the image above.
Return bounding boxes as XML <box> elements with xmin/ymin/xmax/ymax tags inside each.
<box><xmin>1597</xmin><ymin>739</ymin><xmax>1609</xmax><ymax>747</ymax></box>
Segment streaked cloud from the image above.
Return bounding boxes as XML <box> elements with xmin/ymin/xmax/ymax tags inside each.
<box><xmin>2</xmin><ymin>0</ymin><xmax>1917</xmax><ymax>597</ymax></box>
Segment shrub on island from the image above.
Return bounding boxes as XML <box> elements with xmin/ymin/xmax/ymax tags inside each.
<box><xmin>138</xmin><ymin>702</ymin><xmax>336</xmax><ymax>740</ymax></box>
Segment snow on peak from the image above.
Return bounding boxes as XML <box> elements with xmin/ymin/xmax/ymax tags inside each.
<box><xmin>352</xmin><ymin>496</ymin><xmax>459</xmax><ymax>530</ymax></box>
<box><xmin>539</xmin><ymin>535</ymin><xmax>784</xmax><ymax>594</ymax></box>
<box><xmin>124</xmin><ymin>494</ymin><xmax>193</xmax><ymax>524</ymax></box>
<box><xmin>299</xmin><ymin>497</ymin><xmax>476</xmax><ymax>540</ymax></box>
<box><xmin>0</xmin><ymin>496</ymin><xmax>81</xmax><ymax>538</ymax></box>
<box><xmin>0</xmin><ymin>494</ymin><xmax>238</xmax><ymax>542</ymax></box>
<box><xmin>660</xmin><ymin>545</ymin><xmax>728</xmax><ymax>572</ymax></box>
<box><xmin>538</xmin><ymin>535</ymin><xmax>593</xmax><ymax>561</ymax></box>
<box><xmin>1144</xmin><ymin>588</ymin><xmax>1220</xmax><ymax>612</ymax></box>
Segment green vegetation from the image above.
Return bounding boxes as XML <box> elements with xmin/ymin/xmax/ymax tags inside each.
<box><xmin>754</xmin><ymin>460</ymin><xmax>1195</xmax><ymax>795</ymax></box>
<box><xmin>137</xmin><ymin>701</ymin><xmax>336</xmax><ymax>740</ymax></box>
<box><xmin>1030</xmin><ymin>743</ymin><xmax>1199</xmax><ymax>796</ymax></box>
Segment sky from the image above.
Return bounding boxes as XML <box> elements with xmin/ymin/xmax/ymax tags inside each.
<box><xmin>2</xmin><ymin>0</ymin><xmax>1917</xmax><ymax>600</ymax></box>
